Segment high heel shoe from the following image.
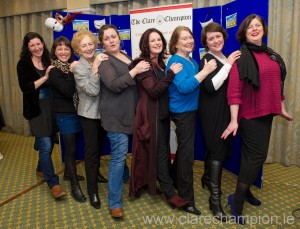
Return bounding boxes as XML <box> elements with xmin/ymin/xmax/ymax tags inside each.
<box><xmin>246</xmin><ymin>190</ymin><xmax>261</xmax><ymax>206</ymax></box>
<box><xmin>226</xmin><ymin>194</ymin><xmax>246</xmax><ymax>225</ymax></box>
<box><xmin>167</xmin><ymin>195</ymin><xmax>190</xmax><ymax>208</ymax></box>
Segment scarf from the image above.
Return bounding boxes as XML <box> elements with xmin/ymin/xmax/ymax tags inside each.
<box><xmin>237</xmin><ymin>42</ymin><xmax>286</xmax><ymax>94</ymax></box>
<box><xmin>51</xmin><ymin>59</ymin><xmax>70</xmax><ymax>73</ymax></box>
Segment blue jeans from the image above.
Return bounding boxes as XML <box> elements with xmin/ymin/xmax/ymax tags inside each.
<box><xmin>107</xmin><ymin>132</ymin><xmax>129</xmax><ymax>209</ymax></box>
<box><xmin>35</xmin><ymin>136</ymin><xmax>59</xmax><ymax>188</ymax></box>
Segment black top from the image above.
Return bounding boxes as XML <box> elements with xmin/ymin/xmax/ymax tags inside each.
<box><xmin>17</xmin><ymin>58</ymin><xmax>50</xmax><ymax>120</ymax></box>
<box><xmin>48</xmin><ymin>67</ymin><xmax>76</xmax><ymax>113</ymax></box>
<box><xmin>198</xmin><ymin>53</ymin><xmax>232</xmax><ymax>161</ymax></box>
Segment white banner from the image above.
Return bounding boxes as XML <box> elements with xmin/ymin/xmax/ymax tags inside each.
<box><xmin>130</xmin><ymin>3</ymin><xmax>193</xmax><ymax>59</ymax></box>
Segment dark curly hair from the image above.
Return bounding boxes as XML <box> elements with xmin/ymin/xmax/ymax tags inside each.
<box><xmin>237</xmin><ymin>14</ymin><xmax>268</xmax><ymax>44</ymax></box>
<box><xmin>139</xmin><ymin>28</ymin><xmax>167</xmax><ymax>69</ymax></box>
<box><xmin>50</xmin><ymin>36</ymin><xmax>74</xmax><ymax>63</ymax></box>
<box><xmin>19</xmin><ymin>32</ymin><xmax>51</xmax><ymax>67</ymax></box>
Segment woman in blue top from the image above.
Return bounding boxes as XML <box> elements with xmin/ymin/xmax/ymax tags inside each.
<box><xmin>166</xmin><ymin>26</ymin><xmax>216</xmax><ymax>215</ymax></box>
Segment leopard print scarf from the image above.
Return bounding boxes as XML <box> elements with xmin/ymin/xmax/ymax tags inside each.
<box><xmin>51</xmin><ymin>59</ymin><xmax>70</xmax><ymax>73</ymax></box>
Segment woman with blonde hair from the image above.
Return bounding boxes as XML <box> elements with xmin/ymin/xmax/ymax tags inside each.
<box><xmin>70</xmin><ymin>30</ymin><xmax>108</xmax><ymax>209</ymax></box>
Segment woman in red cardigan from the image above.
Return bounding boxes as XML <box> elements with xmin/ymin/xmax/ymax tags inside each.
<box><xmin>221</xmin><ymin>14</ymin><xmax>293</xmax><ymax>224</ymax></box>
<box><xmin>129</xmin><ymin>28</ymin><xmax>188</xmax><ymax>208</ymax></box>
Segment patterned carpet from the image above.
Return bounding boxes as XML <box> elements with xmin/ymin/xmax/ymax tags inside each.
<box><xmin>0</xmin><ymin>131</ymin><xmax>299</xmax><ymax>228</ymax></box>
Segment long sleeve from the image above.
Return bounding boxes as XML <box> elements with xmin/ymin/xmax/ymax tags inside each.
<box><xmin>136</xmin><ymin>68</ymin><xmax>175</xmax><ymax>99</ymax></box>
<box><xmin>17</xmin><ymin>60</ymin><xmax>38</xmax><ymax>95</ymax></box>
<box><xmin>170</xmin><ymin>57</ymin><xmax>199</xmax><ymax>94</ymax></box>
<box><xmin>99</xmin><ymin>59</ymin><xmax>135</xmax><ymax>93</ymax></box>
<box><xmin>200</xmin><ymin>53</ymin><xmax>232</xmax><ymax>94</ymax></box>
<box><xmin>227</xmin><ymin>62</ymin><xmax>244</xmax><ymax>105</ymax></box>
<box><xmin>212</xmin><ymin>63</ymin><xmax>232</xmax><ymax>90</ymax></box>
<box><xmin>48</xmin><ymin>68</ymin><xmax>75</xmax><ymax>98</ymax></box>
<box><xmin>73</xmin><ymin>61</ymin><xmax>100</xmax><ymax>97</ymax></box>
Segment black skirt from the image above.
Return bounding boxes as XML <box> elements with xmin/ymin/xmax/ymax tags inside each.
<box><xmin>29</xmin><ymin>98</ymin><xmax>56</xmax><ymax>137</ymax></box>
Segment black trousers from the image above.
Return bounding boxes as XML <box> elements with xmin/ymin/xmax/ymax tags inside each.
<box><xmin>157</xmin><ymin>118</ymin><xmax>176</xmax><ymax>199</ymax></box>
<box><xmin>80</xmin><ymin>116</ymin><xmax>104</xmax><ymax>195</ymax></box>
<box><xmin>171</xmin><ymin>111</ymin><xmax>196</xmax><ymax>204</ymax></box>
<box><xmin>238</xmin><ymin>115</ymin><xmax>273</xmax><ymax>185</ymax></box>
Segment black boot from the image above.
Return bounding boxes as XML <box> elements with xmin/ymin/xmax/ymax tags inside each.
<box><xmin>71</xmin><ymin>180</ymin><xmax>87</xmax><ymax>202</ymax></box>
<box><xmin>62</xmin><ymin>133</ymin><xmax>87</xmax><ymax>202</ymax></box>
<box><xmin>209</xmin><ymin>160</ymin><xmax>227</xmax><ymax>222</ymax></box>
<box><xmin>201</xmin><ymin>158</ymin><xmax>210</xmax><ymax>190</ymax></box>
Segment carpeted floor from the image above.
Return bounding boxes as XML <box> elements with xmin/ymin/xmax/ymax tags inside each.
<box><xmin>0</xmin><ymin>131</ymin><xmax>299</xmax><ymax>228</ymax></box>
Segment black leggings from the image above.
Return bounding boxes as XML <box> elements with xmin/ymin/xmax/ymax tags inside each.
<box><xmin>62</xmin><ymin>133</ymin><xmax>78</xmax><ymax>181</ymax></box>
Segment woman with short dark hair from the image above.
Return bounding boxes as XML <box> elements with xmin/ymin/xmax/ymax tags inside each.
<box><xmin>199</xmin><ymin>22</ymin><xmax>241</xmax><ymax>221</ymax></box>
<box><xmin>49</xmin><ymin>36</ymin><xmax>86</xmax><ymax>203</ymax></box>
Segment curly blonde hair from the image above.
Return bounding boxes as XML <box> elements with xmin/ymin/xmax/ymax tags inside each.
<box><xmin>71</xmin><ymin>30</ymin><xmax>98</xmax><ymax>55</ymax></box>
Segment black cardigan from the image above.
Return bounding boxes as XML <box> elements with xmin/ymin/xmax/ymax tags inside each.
<box><xmin>17</xmin><ymin>58</ymin><xmax>49</xmax><ymax>120</ymax></box>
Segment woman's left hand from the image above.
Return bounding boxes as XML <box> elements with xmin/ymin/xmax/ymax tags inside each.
<box><xmin>281</xmin><ymin>101</ymin><xmax>293</xmax><ymax>121</ymax></box>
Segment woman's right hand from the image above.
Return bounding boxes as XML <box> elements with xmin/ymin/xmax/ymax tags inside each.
<box><xmin>44</xmin><ymin>65</ymin><xmax>55</xmax><ymax>80</ymax></box>
<box><xmin>170</xmin><ymin>63</ymin><xmax>183</xmax><ymax>74</ymax></box>
<box><xmin>92</xmin><ymin>53</ymin><xmax>109</xmax><ymax>75</ymax></box>
<box><xmin>203</xmin><ymin>59</ymin><xmax>217</xmax><ymax>75</ymax></box>
<box><xmin>221</xmin><ymin>120</ymin><xmax>238</xmax><ymax>139</ymax></box>
<box><xmin>70</xmin><ymin>61</ymin><xmax>80</xmax><ymax>72</ymax></box>
<box><xmin>130</xmin><ymin>60</ymin><xmax>150</xmax><ymax>78</ymax></box>
<box><xmin>227</xmin><ymin>50</ymin><xmax>241</xmax><ymax>66</ymax></box>
<box><xmin>93</xmin><ymin>53</ymin><xmax>109</xmax><ymax>67</ymax></box>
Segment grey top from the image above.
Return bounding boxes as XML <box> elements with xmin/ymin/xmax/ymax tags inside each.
<box><xmin>73</xmin><ymin>56</ymin><xmax>101</xmax><ymax>119</ymax></box>
<box><xmin>99</xmin><ymin>52</ymin><xmax>137</xmax><ymax>134</ymax></box>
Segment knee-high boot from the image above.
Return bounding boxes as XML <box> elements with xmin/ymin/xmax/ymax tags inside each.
<box><xmin>209</xmin><ymin>160</ymin><xmax>227</xmax><ymax>221</ymax></box>
<box><xmin>66</xmin><ymin>158</ymin><xmax>87</xmax><ymax>203</ymax></box>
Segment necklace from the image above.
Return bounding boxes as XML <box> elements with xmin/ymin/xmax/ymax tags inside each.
<box><xmin>177</xmin><ymin>53</ymin><xmax>195</xmax><ymax>69</ymax></box>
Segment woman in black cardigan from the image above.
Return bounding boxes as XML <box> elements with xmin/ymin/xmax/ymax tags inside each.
<box><xmin>17</xmin><ymin>32</ymin><xmax>66</xmax><ymax>199</ymax></box>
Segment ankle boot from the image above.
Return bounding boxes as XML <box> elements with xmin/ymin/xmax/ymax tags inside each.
<box><xmin>246</xmin><ymin>189</ymin><xmax>261</xmax><ymax>206</ymax></box>
<box><xmin>226</xmin><ymin>194</ymin><xmax>246</xmax><ymax>224</ymax></box>
<box><xmin>70</xmin><ymin>180</ymin><xmax>87</xmax><ymax>203</ymax></box>
<box><xmin>201</xmin><ymin>159</ymin><xmax>210</xmax><ymax>190</ymax></box>
<box><xmin>209</xmin><ymin>160</ymin><xmax>227</xmax><ymax>222</ymax></box>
